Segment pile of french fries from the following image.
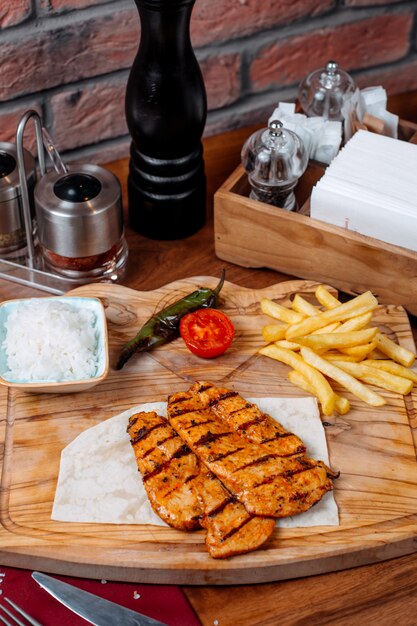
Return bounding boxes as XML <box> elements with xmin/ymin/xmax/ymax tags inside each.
<box><xmin>259</xmin><ymin>285</ymin><xmax>417</xmax><ymax>416</ymax></box>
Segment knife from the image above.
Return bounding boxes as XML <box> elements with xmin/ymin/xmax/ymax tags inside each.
<box><xmin>31</xmin><ymin>572</ymin><xmax>168</xmax><ymax>626</ymax></box>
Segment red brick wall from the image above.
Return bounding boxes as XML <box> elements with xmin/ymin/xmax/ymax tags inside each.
<box><xmin>1</xmin><ymin>0</ymin><xmax>416</xmax><ymax>164</ymax></box>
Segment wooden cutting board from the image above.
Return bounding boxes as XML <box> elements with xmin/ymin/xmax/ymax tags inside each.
<box><xmin>1</xmin><ymin>277</ymin><xmax>417</xmax><ymax>585</ymax></box>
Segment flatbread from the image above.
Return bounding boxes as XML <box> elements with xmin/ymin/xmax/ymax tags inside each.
<box><xmin>52</xmin><ymin>397</ymin><xmax>339</xmax><ymax>528</ymax></box>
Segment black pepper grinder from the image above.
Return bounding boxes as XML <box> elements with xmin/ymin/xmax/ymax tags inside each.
<box><xmin>125</xmin><ymin>0</ymin><xmax>207</xmax><ymax>240</ymax></box>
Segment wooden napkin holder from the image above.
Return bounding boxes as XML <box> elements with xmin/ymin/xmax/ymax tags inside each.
<box><xmin>214</xmin><ymin>120</ymin><xmax>417</xmax><ymax>316</ymax></box>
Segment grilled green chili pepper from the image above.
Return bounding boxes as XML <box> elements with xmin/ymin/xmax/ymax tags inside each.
<box><xmin>116</xmin><ymin>270</ymin><xmax>226</xmax><ymax>370</ymax></box>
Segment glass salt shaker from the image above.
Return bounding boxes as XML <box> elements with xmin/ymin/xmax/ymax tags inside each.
<box><xmin>298</xmin><ymin>60</ymin><xmax>356</xmax><ymax>121</ymax></box>
<box><xmin>241</xmin><ymin>120</ymin><xmax>308</xmax><ymax>211</ymax></box>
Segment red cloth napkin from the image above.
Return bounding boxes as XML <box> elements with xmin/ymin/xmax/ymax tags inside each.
<box><xmin>0</xmin><ymin>565</ymin><xmax>201</xmax><ymax>626</ymax></box>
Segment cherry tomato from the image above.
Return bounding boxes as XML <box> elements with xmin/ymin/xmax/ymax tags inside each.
<box><xmin>180</xmin><ymin>309</ymin><xmax>234</xmax><ymax>358</ymax></box>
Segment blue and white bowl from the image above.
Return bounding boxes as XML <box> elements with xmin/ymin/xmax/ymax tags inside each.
<box><xmin>0</xmin><ymin>296</ymin><xmax>109</xmax><ymax>393</ymax></box>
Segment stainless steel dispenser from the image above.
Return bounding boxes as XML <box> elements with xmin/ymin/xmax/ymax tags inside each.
<box><xmin>15</xmin><ymin>110</ymin><xmax>128</xmax><ymax>286</ymax></box>
<box><xmin>0</xmin><ymin>141</ymin><xmax>36</xmax><ymax>255</ymax></box>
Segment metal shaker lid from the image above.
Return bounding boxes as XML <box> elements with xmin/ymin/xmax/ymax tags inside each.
<box><xmin>0</xmin><ymin>141</ymin><xmax>35</xmax><ymax>202</ymax></box>
<box><xmin>34</xmin><ymin>162</ymin><xmax>124</xmax><ymax>257</ymax></box>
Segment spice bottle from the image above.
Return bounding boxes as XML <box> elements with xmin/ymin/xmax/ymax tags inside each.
<box><xmin>0</xmin><ymin>142</ymin><xmax>36</xmax><ymax>256</ymax></box>
<box><xmin>241</xmin><ymin>120</ymin><xmax>308</xmax><ymax>211</ymax></box>
<box><xmin>298</xmin><ymin>60</ymin><xmax>356</xmax><ymax>121</ymax></box>
<box><xmin>125</xmin><ymin>0</ymin><xmax>207</xmax><ymax>240</ymax></box>
<box><xmin>34</xmin><ymin>163</ymin><xmax>128</xmax><ymax>279</ymax></box>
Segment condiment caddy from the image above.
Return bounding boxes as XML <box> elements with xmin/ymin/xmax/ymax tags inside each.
<box><xmin>214</xmin><ymin>116</ymin><xmax>417</xmax><ymax>316</ymax></box>
<box><xmin>0</xmin><ymin>110</ymin><xmax>128</xmax><ymax>294</ymax></box>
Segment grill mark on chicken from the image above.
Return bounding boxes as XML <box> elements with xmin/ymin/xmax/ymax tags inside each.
<box><xmin>169</xmin><ymin>394</ymin><xmax>189</xmax><ymax>403</ymax></box>
<box><xmin>128</xmin><ymin>410</ymin><xmax>276</xmax><ymax>556</ymax></box>
<box><xmin>228</xmin><ymin>402</ymin><xmax>252</xmax><ymax>414</ymax></box>
<box><xmin>129</xmin><ymin>426</ymin><xmax>149</xmax><ymax>444</ymax></box>
<box><xmin>208</xmin><ymin>391</ymin><xmax>238</xmax><ymax>405</ymax></box>
<box><xmin>251</xmin><ymin>465</ymin><xmax>315</xmax><ymax>487</ymax></box>
<box><xmin>195</xmin><ymin>382</ymin><xmax>213</xmax><ymax>393</ymax></box>
<box><xmin>195</xmin><ymin>431</ymin><xmax>232</xmax><ymax>447</ymax></box>
<box><xmin>167</xmin><ymin>392</ymin><xmax>333</xmax><ymax>518</ymax></box>
<box><xmin>233</xmin><ymin>454</ymin><xmax>276</xmax><ymax>472</ymax></box>
<box><xmin>139</xmin><ymin>443</ymin><xmax>193</xmax><ymax>480</ymax></box>
<box><xmin>241</xmin><ymin>424</ymin><xmax>293</xmax><ymax>439</ymax></box>
<box><xmin>219</xmin><ymin>516</ymin><xmax>256</xmax><ymax>542</ymax></box>
<box><xmin>170</xmin><ymin>406</ymin><xmax>203</xmax><ymax>417</ymax></box>
<box><xmin>209</xmin><ymin>448</ymin><xmax>245</xmax><ymax>462</ymax></box>
<box><xmin>186</xmin><ymin>419</ymin><xmax>214</xmax><ymax>429</ymax></box>
<box><xmin>172</xmin><ymin>443</ymin><xmax>191</xmax><ymax>458</ymax></box>
<box><xmin>141</xmin><ymin>434</ymin><xmax>177</xmax><ymax>458</ymax></box>
<box><xmin>207</xmin><ymin>496</ymin><xmax>235</xmax><ymax>518</ymax></box>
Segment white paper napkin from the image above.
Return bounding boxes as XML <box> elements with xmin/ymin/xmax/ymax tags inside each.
<box><xmin>311</xmin><ymin>130</ymin><xmax>417</xmax><ymax>251</ymax></box>
<box><xmin>52</xmin><ymin>397</ymin><xmax>339</xmax><ymax>528</ymax></box>
<box><xmin>268</xmin><ymin>102</ymin><xmax>342</xmax><ymax>164</ymax></box>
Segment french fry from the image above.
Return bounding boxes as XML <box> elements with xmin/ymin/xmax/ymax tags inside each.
<box><xmin>285</xmin><ymin>291</ymin><xmax>379</xmax><ymax>340</ymax></box>
<box><xmin>259</xmin><ymin>345</ymin><xmax>336</xmax><ymax>416</ymax></box>
<box><xmin>300</xmin><ymin>346</ymin><xmax>386</xmax><ymax>406</ymax></box>
<box><xmin>275</xmin><ymin>340</ymin><xmax>301</xmax><ymax>351</ymax></box>
<box><xmin>375</xmin><ymin>332</ymin><xmax>416</xmax><ymax>368</ymax></box>
<box><xmin>291</xmin><ymin>294</ymin><xmax>320</xmax><ymax>317</ymax></box>
<box><xmin>288</xmin><ymin>369</ymin><xmax>350</xmax><ymax>415</ymax></box>
<box><xmin>364</xmin><ymin>359</ymin><xmax>417</xmax><ymax>384</ymax></box>
<box><xmin>262</xmin><ymin>323</ymin><xmax>288</xmax><ymax>343</ymax></box>
<box><xmin>330</xmin><ymin>360</ymin><xmax>413</xmax><ymax>395</ymax></box>
<box><xmin>315</xmin><ymin>285</ymin><xmax>341</xmax><ymax>309</ymax></box>
<box><xmin>292</xmin><ymin>328</ymin><xmax>378</xmax><ymax>352</ymax></box>
<box><xmin>261</xmin><ymin>298</ymin><xmax>304</xmax><ymax>325</ymax></box>
<box><xmin>324</xmin><ymin>353</ymin><xmax>364</xmax><ymax>362</ymax></box>
<box><xmin>335</xmin><ymin>312</ymin><xmax>373</xmax><ymax>333</ymax></box>
<box><xmin>333</xmin><ymin>395</ymin><xmax>351</xmax><ymax>415</ymax></box>
<box><xmin>340</xmin><ymin>341</ymin><xmax>377</xmax><ymax>358</ymax></box>
<box><xmin>259</xmin><ymin>286</ymin><xmax>416</xmax><ymax>416</ymax></box>
<box><xmin>311</xmin><ymin>322</ymin><xmax>341</xmax><ymax>335</ymax></box>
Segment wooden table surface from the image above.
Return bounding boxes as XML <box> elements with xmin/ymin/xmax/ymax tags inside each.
<box><xmin>2</xmin><ymin>91</ymin><xmax>417</xmax><ymax>626</ymax></box>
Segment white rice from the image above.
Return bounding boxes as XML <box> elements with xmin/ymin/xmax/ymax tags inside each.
<box><xmin>2</xmin><ymin>300</ymin><xmax>99</xmax><ymax>382</ymax></box>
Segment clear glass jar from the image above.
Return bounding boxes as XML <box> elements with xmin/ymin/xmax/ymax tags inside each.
<box><xmin>298</xmin><ymin>60</ymin><xmax>356</xmax><ymax>121</ymax></box>
<box><xmin>241</xmin><ymin>120</ymin><xmax>308</xmax><ymax>211</ymax></box>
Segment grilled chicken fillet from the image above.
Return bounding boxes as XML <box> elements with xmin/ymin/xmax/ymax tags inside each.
<box><xmin>127</xmin><ymin>411</ymin><xmax>202</xmax><ymax>530</ymax></box>
<box><xmin>128</xmin><ymin>411</ymin><xmax>275</xmax><ymax>557</ymax></box>
<box><xmin>188</xmin><ymin>381</ymin><xmax>306</xmax><ymax>457</ymax></box>
<box><xmin>188</xmin><ymin>381</ymin><xmax>338</xmax><ymax>479</ymax></box>
<box><xmin>167</xmin><ymin>391</ymin><xmax>333</xmax><ymax>518</ymax></box>
<box><xmin>194</xmin><ymin>469</ymin><xmax>275</xmax><ymax>558</ymax></box>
